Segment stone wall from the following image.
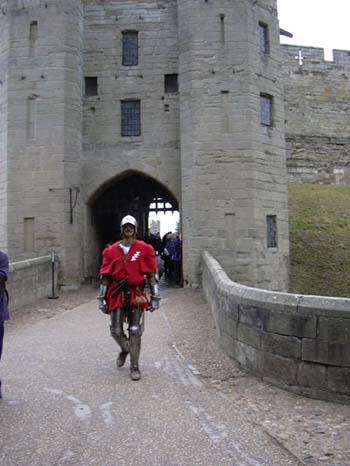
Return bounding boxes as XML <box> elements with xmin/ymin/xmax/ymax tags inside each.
<box><xmin>82</xmin><ymin>0</ymin><xmax>181</xmax><ymax>280</ymax></box>
<box><xmin>0</xmin><ymin>0</ymin><xmax>289</xmax><ymax>291</ymax></box>
<box><xmin>202</xmin><ymin>251</ymin><xmax>350</xmax><ymax>404</ymax></box>
<box><xmin>282</xmin><ymin>45</ymin><xmax>350</xmax><ymax>184</ymax></box>
<box><xmin>0</xmin><ymin>8</ymin><xmax>9</xmax><ymax>250</ymax></box>
<box><xmin>178</xmin><ymin>0</ymin><xmax>289</xmax><ymax>290</ymax></box>
<box><xmin>7</xmin><ymin>255</ymin><xmax>57</xmax><ymax>310</ymax></box>
<box><xmin>3</xmin><ymin>0</ymin><xmax>84</xmax><ymax>286</ymax></box>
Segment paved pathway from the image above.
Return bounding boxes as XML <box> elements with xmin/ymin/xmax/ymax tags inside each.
<box><xmin>0</xmin><ymin>290</ymin><xmax>300</xmax><ymax>466</ymax></box>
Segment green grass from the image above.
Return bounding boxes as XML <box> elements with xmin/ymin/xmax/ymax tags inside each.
<box><xmin>288</xmin><ymin>183</ymin><xmax>350</xmax><ymax>297</ymax></box>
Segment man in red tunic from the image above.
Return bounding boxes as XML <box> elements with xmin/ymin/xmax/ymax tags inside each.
<box><xmin>98</xmin><ymin>215</ymin><xmax>160</xmax><ymax>381</ymax></box>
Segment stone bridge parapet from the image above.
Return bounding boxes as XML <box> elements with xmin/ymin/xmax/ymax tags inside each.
<box><xmin>8</xmin><ymin>255</ymin><xmax>56</xmax><ymax>311</ymax></box>
<box><xmin>202</xmin><ymin>251</ymin><xmax>350</xmax><ymax>404</ymax></box>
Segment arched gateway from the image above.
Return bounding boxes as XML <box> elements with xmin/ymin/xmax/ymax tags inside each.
<box><xmin>0</xmin><ymin>0</ymin><xmax>289</xmax><ymax>292</ymax></box>
<box><xmin>85</xmin><ymin>171</ymin><xmax>179</xmax><ymax>279</ymax></box>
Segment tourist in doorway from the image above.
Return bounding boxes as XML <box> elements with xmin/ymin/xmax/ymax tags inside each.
<box><xmin>0</xmin><ymin>250</ymin><xmax>9</xmax><ymax>399</ymax></box>
<box><xmin>97</xmin><ymin>215</ymin><xmax>160</xmax><ymax>381</ymax></box>
<box><xmin>172</xmin><ymin>235</ymin><xmax>183</xmax><ymax>286</ymax></box>
<box><xmin>161</xmin><ymin>232</ymin><xmax>174</xmax><ymax>279</ymax></box>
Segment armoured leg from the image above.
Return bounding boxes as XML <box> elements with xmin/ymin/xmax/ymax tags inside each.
<box><xmin>110</xmin><ymin>309</ymin><xmax>129</xmax><ymax>367</ymax></box>
<box><xmin>128</xmin><ymin>309</ymin><xmax>143</xmax><ymax>381</ymax></box>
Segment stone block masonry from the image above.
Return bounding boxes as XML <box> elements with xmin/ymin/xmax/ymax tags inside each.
<box><xmin>7</xmin><ymin>255</ymin><xmax>57</xmax><ymax>310</ymax></box>
<box><xmin>0</xmin><ymin>0</ymin><xmax>289</xmax><ymax>291</ymax></box>
<box><xmin>281</xmin><ymin>44</ymin><xmax>350</xmax><ymax>184</ymax></box>
<box><xmin>202</xmin><ymin>250</ymin><xmax>350</xmax><ymax>404</ymax></box>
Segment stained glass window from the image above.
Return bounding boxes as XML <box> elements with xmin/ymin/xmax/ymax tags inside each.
<box><xmin>121</xmin><ymin>100</ymin><xmax>141</xmax><ymax>137</ymax></box>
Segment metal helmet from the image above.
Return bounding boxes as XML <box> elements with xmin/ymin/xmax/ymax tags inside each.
<box><xmin>120</xmin><ymin>215</ymin><xmax>138</xmax><ymax>232</ymax></box>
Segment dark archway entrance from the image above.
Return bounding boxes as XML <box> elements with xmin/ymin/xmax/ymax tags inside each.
<box><xmin>91</xmin><ymin>172</ymin><xmax>179</xmax><ymax>248</ymax></box>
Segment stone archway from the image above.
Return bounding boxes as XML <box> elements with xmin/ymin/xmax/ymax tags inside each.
<box><xmin>92</xmin><ymin>171</ymin><xmax>178</xmax><ymax>245</ymax></box>
<box><xmin>85</xmin><ymin>171</ymin><xmax>179</xmax><ymax>279</ymax></box>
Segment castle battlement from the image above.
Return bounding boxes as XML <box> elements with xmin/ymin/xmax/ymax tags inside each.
<box><xmin>281</xmin><ymin>44</ymin><xmax>350</xmax><ymax>67</ymax></box>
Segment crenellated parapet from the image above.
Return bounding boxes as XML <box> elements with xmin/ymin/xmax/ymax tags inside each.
<box><xmin>281</xmin><ymin>44</ymin><xmax>350</xmax><ymax>184</ymax></box>
<box><xmin>281</xmin><ymin>44</ymin><xmax>350</xmax><ymax>67</ymax></box>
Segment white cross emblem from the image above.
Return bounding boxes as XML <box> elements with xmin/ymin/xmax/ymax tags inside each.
<box><xmin>295</xmin><ymin>49</ymin><xmax>305</xmax><ymax>66</ymax></box>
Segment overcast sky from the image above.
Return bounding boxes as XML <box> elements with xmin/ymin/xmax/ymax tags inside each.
<box><xmin>277</xmin><ymin>0</ymin><xmax>350</xmax><ymax>60</ymax></box>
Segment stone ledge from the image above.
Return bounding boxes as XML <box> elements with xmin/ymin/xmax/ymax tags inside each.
<box><xmin>8</xmin><ymin>255</ymin><xmax>57</xmax><ymax>311</ymax></box>
<box><xmin>9</xmin><ymin>255</ymin><xmax>51</xmax><ymax>272</ymax></box>
<box><xmin>202</xmin><ymin>250</ymin><xmax>350</xmax><ymax>403</ymax></box>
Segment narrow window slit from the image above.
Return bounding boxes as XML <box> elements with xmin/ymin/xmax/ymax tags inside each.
<box><xmin>220</xmin><ymin>14</ymin><xmax>225</xmax><ymax>43</ymax></box>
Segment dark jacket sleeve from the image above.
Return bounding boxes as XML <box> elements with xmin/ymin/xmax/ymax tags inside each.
<box><xmin>0</xmin><ymin>252</ymin><xmax>9</xmax><ymax>284</ymax></box>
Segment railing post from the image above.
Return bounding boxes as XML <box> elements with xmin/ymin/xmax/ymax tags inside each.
<box><xmin>48</xmin><ymin>251</ymin><xmax>59</xmax><ymax>300</ymax></box>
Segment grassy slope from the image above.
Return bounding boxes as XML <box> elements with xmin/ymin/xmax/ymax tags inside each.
<box><xmin>288</xmin><ymin>183</ymin><xmax>350</xmax><ymax>297</ymax></box>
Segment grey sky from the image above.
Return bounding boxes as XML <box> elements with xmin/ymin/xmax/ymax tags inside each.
<box><xmin>277</xmin><ymin>0</ymin><xmax>350</xmax><ymax>60</ymax></box>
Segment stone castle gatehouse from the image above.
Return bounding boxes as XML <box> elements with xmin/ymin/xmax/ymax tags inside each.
<box><xmin>0</xmin><ymin>0</ymin><xmax>289</xmax><ymax>290</ymax></box>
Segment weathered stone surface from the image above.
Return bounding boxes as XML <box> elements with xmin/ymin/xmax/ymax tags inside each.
<box><xmin>297</xmin><ymin>362</ymin><xmax>327</xmax><ymax>390</ymax></box>
<box><xmin>237</xmin><ymin>323</ymin><xmax>262</xmax><ymax>350</ymax></box>
<box><xmin>328</xmin><ymin>366</ymin><xmax>350</xmax><ymax>395</ymax></box>
<box><xmin>203</xmin><ymin>251</ymin><xmax>350</xmax><ymax>400</ymax></box>
<box><xmin>262</xmin><ymin>332</ymin><xmax>301</xmax><ymax>359</ymax></box>
<box><xmin>318</xmin><ymin>317</ymin><xmax>350</xmax><ymax>342</ymax></box>
<box><xmin>8</xmin><ymin>256</ymin><xmax>56</xmax><ymax>310</ymax></box>
<box><xmin>298</xmin><ymin>295</ymin><xmax>350</xmax><ymax>319</ymax></box>
<box><xmin>281</xmin><ymin>44</ymin><xmax>350</xmax><ymax>185</ymax></box>
<box><xmin>219</xmin><ymin>331</ymin><xmax>236</xmax><ymax>357</ymax></box>
<box><xmin>218</xmin><ymin>311</ymin><xmax>237</xmax><ymax>339</ymax></box>
<box><xmin>262</xmin><ymin>352</ymin><xmax>298</xmax><ymax>385</ymax></box>
<box><xmin>235</xmin><ymin>341</ymin><xmax>263</xmax><ymax>375</ymax></box>
<box><xmin>239</xmin><ymin>305</ymin><xmax>268</xmax><ymax>331</ymax></box>
<box><xmin>302</xmin><ymin>339</ymin><xmax>350</xmax><ymax>367</ymax></box>
<box><xmin>264</xmin><ymin>311</ymin><xmax>317</xmax><ymax>338</ymax></box>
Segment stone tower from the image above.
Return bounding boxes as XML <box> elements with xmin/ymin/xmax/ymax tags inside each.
<box><xmin>0</xmin><ymin>0</ymin><xmax>83</xmax><ymax>285</ymax></box>
<box><xmin>0</xmin><ymin>0</ymin><xmax>289</xmax><ymax>291</ymax></box>
<box><xmin>178</xmin><ymin>0</ymin><xmax>289</xmax><ymax>289</ymax></box>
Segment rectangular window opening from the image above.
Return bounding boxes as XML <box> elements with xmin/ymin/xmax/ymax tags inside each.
<box><xmin>220</xmin><ymin>14</ymin><xmax>225</xmax><ymax>43</ymax></box>
<box><xmin>30</xmin><ymin>21</ymin><xmax>38</xmax><ymax>41</ymax></box>
<box><xmin>27</xmin><ymin>96</ymin><xmax>37</xmax><ymax>139</ymax></box>
<box><xmin>122</xmin><ymin>31</ymin><xmax>138</xmax><ymax>66</ymax></box>
<box><xmin>259</xmin><ymin>22</ymin><xmax>269</xmax><ymax>54</ymax></box>
<box><xmin>267</xmin><ymin>215</ymin><xmax>277</xmax><ymax>248</ymax></box>
<box><xmin>260</xmin><ymin>93</ymin><xmax>273</xmax><ymax>126</ymax></box>
<box><xmin>121</xmin><ymin>100</ymin><xmax>141</xmax><ymax>137</ymax></box>
<box><xmin>164</xmin><ymin>74</ymin><xmax>178</xmax><ymax>93</ymax></box>
<box><xmin>84</xmin><ymin>77</ymin><xmax>98</xmax><ymax>97</ymax></box>
<box><xmin>221</xmin><ymin>90</ymin><xmax>230</xmax><ymax>133</ymax></box>
<box><xmin>29</xmin><ymin>21</ymin><xmax>38</xmax><ymax>57</ymax></box>
<box><xmin>225</xmin><ymin>213</ymin><xmax>236</xmax><ymax>249</ymax></box>
<box><xmin>24</xmin><ymin>217</ymin><xmax>35</xmax><ymax>252</ymax></box>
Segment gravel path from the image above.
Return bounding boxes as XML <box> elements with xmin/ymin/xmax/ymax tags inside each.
<box><xmin>2</xmin><ymin>284</ymin><xmax>350</xmax><ymax>466</ymax></box>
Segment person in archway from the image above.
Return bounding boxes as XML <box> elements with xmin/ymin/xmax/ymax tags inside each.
<box><xmin>98</xmin><ymin>215</ymin><xmax>160</xmax><ymax>381</ymax></box>
<box><xmin>161</xmin><ymin>232</ymin><xmax>173</xmax><ymax>279</ymax></box>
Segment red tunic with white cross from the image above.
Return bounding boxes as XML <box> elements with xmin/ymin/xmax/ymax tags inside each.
<box><xmin>99</xmin><ymin>239</ymin><xmax>157</xmax><ymax>312</ymax></box>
